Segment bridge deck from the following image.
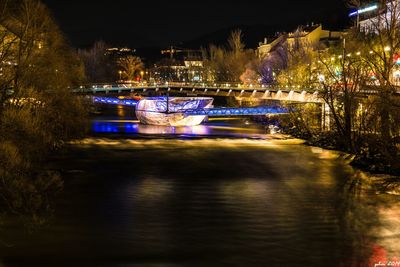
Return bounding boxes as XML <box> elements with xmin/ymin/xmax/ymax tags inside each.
<box><xmin>92</xmin><ymin>97</ymin><xmax>288</xmax><ymax>116</ymax></box>
<box><xmin>78</xmin><ymin>83</ymin><xmax>400</xmax><ymax>104</ymax></box>
<box><xmin>80</xmin><ymin>83</ymin><xmax>324</xmax><ymax>103</ymax></box>
<box><xmin>184</xmin><ymin>106</ymin><xmax>287</xmax><ymax>116</ymax></box>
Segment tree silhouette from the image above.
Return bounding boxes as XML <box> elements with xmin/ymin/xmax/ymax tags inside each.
<box><xmin>118</xmin><ymin>55</ymin><xmax>144</xmax><ymax>81</ymax></box>
<box><xmin>345</xmin><ymin>0</ymin><xmax>360</xmax><ymax>8</ymax></box>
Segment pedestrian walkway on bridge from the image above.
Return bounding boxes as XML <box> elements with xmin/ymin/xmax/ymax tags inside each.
<box><xmin>92</xmin><ymin>96</ymin><xmax>288</xmax><ymax>117</ymax></box>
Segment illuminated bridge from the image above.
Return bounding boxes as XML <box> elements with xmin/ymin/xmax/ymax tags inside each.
<box><xmin>92</xmin><ymin>96</ymin><xmax>288</xmax><ymax>116</ymax></box>
<box><xmin>78</xmin><ymin>82</ymin><xmax>324</xmax><ymax>103</ymax></box>
<box><xmin>78</xmin><ymin>82</ymin><xmax>400</xmax><ymax>104</ymax></box>
<box><xmin>93</xmin><ymin>96</ymin><xmax>138</xmax><ymax>106</ymax></box>
<box><xmin>184</xmin><ymin>106</ymin><xmax>287</xmax><ymax>116</ymax></box>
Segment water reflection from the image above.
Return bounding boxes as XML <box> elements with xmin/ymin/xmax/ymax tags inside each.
<box><xmin>137</xmin><ymin>124</ymin><xmax>210</xmax><ymax>135</ymax></box>
<box><xmin>92</xmin><ymin>121</ymin><xmax>138</xmax><ymax>134</ymax></box>
<box><xmin>128</xmin><ymin>177</ymin><xmax>174</xmax><ymax>202</ymax></box>
<box><xmin>1</xmin><ymin>110</ymin><xmax>400</xmax><ymax>266</ymax></box>
<box><xmin>336</xmin><ymin>170</ymin><xmax>400</xmax><ymax>267</ymax></box>
<box><xmin>220</xmin><ymin>179</ymin><xmax>272</xmax><ymax>201</ymax></box>
<box><xmin>91</xmin><ymin>120</ymin><xmax>268</xmax><ymax>137</ymax></box>
<box><xmin>368</xmin><ymin>198</ymin><xmax>400</xmax><ymax>266</ymax></box>
<box><xmin>92</xmin><ymin>121</ymin><xmax>211</xmax><ymax>135</ymax></box>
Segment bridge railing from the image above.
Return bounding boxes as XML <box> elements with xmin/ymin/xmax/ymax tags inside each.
<box><xmin>75</xmin><ymin>82</ymin><xmax>321</xmax><ymax>92</ymax></box>
<box><xmin>76</xmin><ymin>82</ymin><xmax>400</xmax><ymax>97</ymax></box>
<box><xmin>92</xmin><ymin>96</ymin><xmax>138</xmax><ymax>106</ymax></box>
<box><xmin>184</xmin><ymin>106</ymin><xmax>288</xmax><ymax>117</ymax></box>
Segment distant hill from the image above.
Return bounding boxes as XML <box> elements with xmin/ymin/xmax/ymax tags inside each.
<box><xmin>180</xmin><ymin>24</ymin><xmax>296</xmax><ymax>49</ymax></box>
<box><xmin>135</xmin><ymin>46</ymin><xmax>164</xmax><ymax>65</ymax></box>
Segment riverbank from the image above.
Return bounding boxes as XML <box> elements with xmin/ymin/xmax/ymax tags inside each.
<box><xmin>306</xmin><ymin>135</ymin><xmax>400</xmax><ymax>176</ymax></box>
<box><xmin>279</xmin><ymin>126</ymin><xmax>400</xmax><ymax>195</ymax></box>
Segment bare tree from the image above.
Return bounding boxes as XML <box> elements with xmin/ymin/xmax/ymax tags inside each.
<box><xmin>0</xmin><ymin>0</ymin><xmax>87</xmax><ymax>221</ymax></box>
<box><xmin>202</xmin><ymin>44</ymin><xmax>228</xmax><ymax>82</ymax></box>
<box><xmin>356</xmin><ymin>0</ymin><xmax>400</xmax><ymax>144</ymax></box>
<box><xmin>228</xmin><ymin>29</ymin><xmax>245</xmax><ymax>57</ymax></box>
<box><xmin>276</xmin><ymin>33</ymin><xmax>319</xmax><ymax>88</ymax></box>
<box><xmin>0</xmin><ymin>20</ymin><xmax>18</xmax><ymax>118</ymax></box>
<box><xmin>345</xmin><ymin>0</ymin><xmax>360</xmax><ymax>8</ymax></box>
<box><xmin>318</xmin><ymin>34</ymin><xmax>369</xmax><ymax>152</ymax></box>
<box><xmin>78</xmin><ymin>41</ymin><xmax>115</xmax><ymax>83</ymax></box>
<box><xmin>117</xmin><ymin>55</ymin><xmax>144</xmax><ymax>81</ymax></box>
<box><xmin>203</xmin><ymin>30</ymin><xmax>255</xmax><ymax>83</ymax></box>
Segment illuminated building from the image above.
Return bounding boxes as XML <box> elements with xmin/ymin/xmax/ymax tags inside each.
<box><xmin>135</xmin><ymin>97</ymin><xmax>213</xmax><ymax>126</ymax></box>
<box><xmin>286</xmin><ymin>24</ymin><xmax>343</xmax><ymax>49</ymax></box>
<box><xmin>257</xmin><ymin>24</ymin><xmax>344</xmax><ymax>59</ymax></box>
<box><xmin>257</xmin><ymin>35</ymin><xmax>286</xmax><ymax>59</ymax></box>
<box><xmin>150</xmin><ymin>46</ymin><xmax>205</xmax><ymax>83</ymax></box>
<box><xmin>356</xmin><ymin>2</ymin><xmax>391</xmax><ymax>32</ymax></box>
<box><xmin>105</xmin><ymin>47</ymin><xmax>136</xmax><ymax>58</ymax></box>
<box><xmin>355</xmin><ymin>1</ymin><xmax>400</xmax><ymax>85</ymax></box>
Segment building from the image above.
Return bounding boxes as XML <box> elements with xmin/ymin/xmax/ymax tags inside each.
<box><xmin>105</xmin><ymin>47</ymin><xmax>136</xmax><ymax>60</ymax></box>
<box><xmin>257</xmin><ymin>35</ymin><xmax>285</xmax><ymax>59</ymax></box>
<box><xmin>150</xmin><ymin>47</ymin><xmax>205</xmax><ymax>83</ymax></box>
<box><xmin>356</xmin><ymin>1</ymin><xmax>400</xmax><ymax>85</ymax></box>
<box><xmin>257</xmin><ymin>24</ymin><xmax>344</xmax><ymax>59</ymax></box>
<box><xmin>357</xmin><ymin>1</ymin><xmax>399</xmax><ymax>32</ymax></box>
<box><xmin>286</xmin><ymin>24</ymin><xmax>343</xmax><ymax>49</ymax></box>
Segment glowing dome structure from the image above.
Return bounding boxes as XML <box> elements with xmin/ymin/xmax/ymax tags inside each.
<box><xmin>135</xmin><ymin>97</ymin><xmax>214</xmax><ymax>126</ymax></box>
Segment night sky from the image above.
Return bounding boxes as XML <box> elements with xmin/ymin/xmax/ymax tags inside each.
<box><xmin>42</xmin><ymin>0</ymin><xmax>351</xmax><ymax>48</ymax></box>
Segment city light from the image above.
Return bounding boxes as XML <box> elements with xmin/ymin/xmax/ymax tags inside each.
<box><xmin>349</xmin><ymin>4</ymin><xmax>379</xmax><ymax>17</ymax></box>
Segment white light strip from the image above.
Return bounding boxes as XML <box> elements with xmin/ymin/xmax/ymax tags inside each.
<box><xmin>349</xmin><ymin>4</ymin><xmax>378</xmax><ymax>17</ymax></box>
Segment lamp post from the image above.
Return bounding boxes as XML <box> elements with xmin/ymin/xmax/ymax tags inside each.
<box><xmin>118</xmin><ymin>70</ymin><xmax>122</xmax><ymax>81</ymax></box>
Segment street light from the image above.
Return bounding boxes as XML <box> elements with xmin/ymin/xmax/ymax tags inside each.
<box><xmin>118</xmin><ymin>70</ymin><xmax>122</xmax><ymax>81</ymax></box>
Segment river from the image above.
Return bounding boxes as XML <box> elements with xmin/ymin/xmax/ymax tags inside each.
<box><xmin>1</xmin><ymin>106</ymin><xmax>399</xmax><ymax>267</ymax></box>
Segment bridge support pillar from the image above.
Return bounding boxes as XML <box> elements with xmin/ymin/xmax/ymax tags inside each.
<box><xmin>321</xmin><ymin>103</ymin><xmax>331</xmax><ymax>131</ymax></box>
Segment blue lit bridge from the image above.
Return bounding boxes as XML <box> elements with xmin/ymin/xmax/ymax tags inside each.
<box><xmin>77</xmin><ymin>82</ymin><xmax>400</xmax><ymax>104</ymax></box>
<box><xmin>93</xmin><ymin>96</ymin><xmax>138</xmax><ymax>106</ymax></box>
<box><xmin>184</xmin><ymin>106</ymin><xmax>287</xmax><ymax>116</ymax></box>
<box><xmin>92</xmin><ymin>96</ymin><xmax>288</xmax><ymax>116</ymax></box>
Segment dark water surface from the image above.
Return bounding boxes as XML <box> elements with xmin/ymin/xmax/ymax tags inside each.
<box><xmin>1</xmin><ymin>106</ymin><xmax>399</xmax><ymax>266</ymax></box>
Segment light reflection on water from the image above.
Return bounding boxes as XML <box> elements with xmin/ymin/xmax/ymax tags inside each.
<box><xmin>71</xmin><ymin>137</ymin><xmax>400</xmax><ymax>266</ymax></box>
<box><xmin>1</xmin><ymin>107</ymin><xmax>399</xmax><ymax>267</ymax></box>
<box><xmin>91</xmin><ymin>119</ymin><xmax>270</xmax><ymax>137</ymax></box>
<box><xmin>86</xmin><ymin>112</ymin><xmax>400</xmax><ymax>266</ymax></box>
<box><xmin>132</xmin><ymin>177</ymin><xmax>174</xmax><ymax>202</ymax></box>
<box><xmin>92</xmin><ymin>120</ymin><xmax>210</xmax><ymax>135</ymax></box>
<box><xmin>368</xmin><ymin>202</ymin><xmax>400</xmax><ymax>265</ymax></box>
